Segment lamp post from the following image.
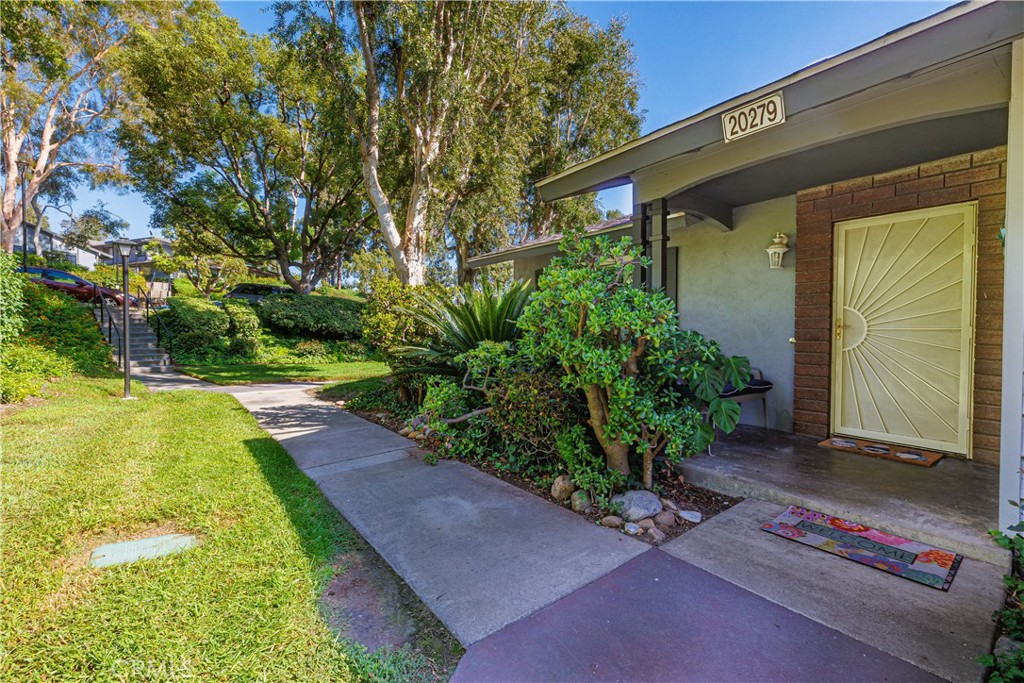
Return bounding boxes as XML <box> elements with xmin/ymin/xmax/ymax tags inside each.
<box><xmin>111</xmin><ymin>239</ymin><xmax>136</xmax><ymax>399</ymax></box>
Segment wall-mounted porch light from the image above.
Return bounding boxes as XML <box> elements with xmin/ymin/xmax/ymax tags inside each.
<box><xmin>765</xmin><ymin>232</ymin><xmax>790</xmax><ymax>269</ymax></box>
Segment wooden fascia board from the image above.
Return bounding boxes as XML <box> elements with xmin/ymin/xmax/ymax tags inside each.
<box><xmin>537</xmin><ymin>1</ymin><xmax>1023</xmax><ymax>202</ymax></box>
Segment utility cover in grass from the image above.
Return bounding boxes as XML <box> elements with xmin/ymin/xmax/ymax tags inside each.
<box><xmin>89</xmin><ymin>533</ymin><xmax>198</xmax><ymax>568</ymax></box>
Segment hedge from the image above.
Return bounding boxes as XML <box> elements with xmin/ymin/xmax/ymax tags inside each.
<box><xmin>258</xmin><ymin>294</ymin><xmax>362</xmax><ymax>340</ymax></box>
<box><xmin>159</xmin><ymin>298</ymin><xmax>230</xmax><ymax>359</ymax></box>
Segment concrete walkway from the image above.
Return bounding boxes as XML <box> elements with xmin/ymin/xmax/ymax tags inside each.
<box><xmin>139</xmin><ymin>373</ymin><xmax>999</xmax><ymax>681</ymax></box>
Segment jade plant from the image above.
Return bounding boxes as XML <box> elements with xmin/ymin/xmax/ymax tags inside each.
<box><xmin>516</xmin><ymin>229</ymin><xmax>750</xmax><ymax>489</ymax></box>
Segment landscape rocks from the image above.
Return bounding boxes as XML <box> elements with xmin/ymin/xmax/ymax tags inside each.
<box><xmin>600</xmin><ymin>515</ymin><xmax>623</xmax><ymax>529</ymax></box>
<box><xmin>660</xmin><ymin>497</ymin><xmax>678</xmax><ymax>512</ymax></box>
<box><xmin>550</xmin><ymin>475</ymin><xmax>576</xmax><ymax>502</ymax></box>
<box><xmin>398</xmin><ymin>427</ymin><xmax>412</xmax><ymax>437</ymax></box>
<box><xmin>678</xmin><ymin>474</ymin><xmax>686</xmax><ymax>485</ymax></box>
<box><xmin>611</xmin><ymin>490</ymin><xmax>663</xmax><ymax>522</ymax></box>
<box><xmin>677</xmin><ymin>510</ymin><xmax>703</xmax><ymax>524</ymax></box>
<box><xmin>335</xmin><ymin>400</ymin><xmax>347</xmax><ymax>408</ymax></box>
<box><xmin>375</xmin><ymin>412</ymin><xmax>387</xmax><ymax>419</ymax></box>
<box><xmin>654</xmin><ymin>510</ymin><xmax>677</xmax><ymax>527</ymax></box>
<box><xmin>623</xmin><ymin>522</ymin><xmax>641</xmax><ymax>536</ymax></box>
<box><xmin>407</xmin><ymin>431</ymin><xmax>423</xmax><ymax>440</ymax></box>
<box><xmin>570</xmin><ymin>490</ymin><xmax>593</xmax><ymax>513</ymax></box>
<box><xmin>647</xmin><ymin>527</ymin><xmax>666</xmax><ymax>543</ymax></box>
<box><xmin>637</xmin><ymin>518</ymin><xmax>655</xmax><ymax>530</ymax></box>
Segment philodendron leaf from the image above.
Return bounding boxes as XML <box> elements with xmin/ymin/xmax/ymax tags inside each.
<box><xmin>709</xmin><ymin>397</ymin><xmax>741</xmax><ymax>433</ymax></box>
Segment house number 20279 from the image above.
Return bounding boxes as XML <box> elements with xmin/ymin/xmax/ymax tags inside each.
<box><xmin>721</xmin><ymin>92</ymin><xmax>786</xmax><ymax>143</ymax></box>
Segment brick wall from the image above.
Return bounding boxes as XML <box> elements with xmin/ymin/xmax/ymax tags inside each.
<box><xmin>794</xmin><ymin>146</ymin><xmax>1007</xmax><ymax>464</ymax></box>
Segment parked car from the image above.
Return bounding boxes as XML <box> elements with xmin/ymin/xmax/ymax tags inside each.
<box><xmin>18</xmin><ymin>267</ymin><xmax>138</xmax><ymax>307</ymax></box>
<box><xmin>223</xmin><ymin>283</ymin><xmax>291</xmax><ymax>304</ymax></box>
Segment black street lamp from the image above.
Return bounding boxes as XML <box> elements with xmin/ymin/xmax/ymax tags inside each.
<box><xmin>111</xmin><ymin>239</ymin><xmax>136</xmax><ymax>399</ymax></box>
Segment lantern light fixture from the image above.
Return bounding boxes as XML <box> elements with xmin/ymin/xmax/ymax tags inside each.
<box><xmin>765</xmin><ymin>232</ymin><xmax>790</xmax><ymax>269</ymax></box>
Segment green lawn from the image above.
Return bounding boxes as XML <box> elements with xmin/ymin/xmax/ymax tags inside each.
<box><xmin>1</xmin><ymin>377</ymin><xmax>431</xmax><ymax>681</ymax></box>
<box><xmin>177</xmin><ymin>360</ymin><xmax>389</xmax><ymax>385</ymax></box>
<box><xmin>320</xmin><ymin>375</ymin><xmax>390</xmax><ymax>401</ymax></box>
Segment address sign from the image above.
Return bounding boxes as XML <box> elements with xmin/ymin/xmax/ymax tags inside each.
<box><xmin>722</xmin><ymin>92</ymin><xmax>785</xmax><ymax>143</ymax></box>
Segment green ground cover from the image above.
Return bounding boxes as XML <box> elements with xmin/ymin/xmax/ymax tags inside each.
<box><xmin>179</xmin><ymin>360</ymin><xmax>389</xmax><ymax>386</ymax></box>
<box><xmin>1</xmin><ymin>377</ymin><xmax>434</xmax><ymax>681</ymax></box>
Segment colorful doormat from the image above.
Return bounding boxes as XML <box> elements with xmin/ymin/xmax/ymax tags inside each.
<box><xmin>818</xmin><ymin>436</ymin><xmax>944</xmax><ymax>467</ymax></box>
<box><xmin>762</xmin><ymin>506</ymin><xmax>962</xmax><ymax>591</ymax></box>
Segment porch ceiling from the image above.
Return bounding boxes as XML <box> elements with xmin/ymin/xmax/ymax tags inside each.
<box><xmin>668</xmin><ymin>107</ymin><xmax>1008</xmax><ymax>212</ymax></box>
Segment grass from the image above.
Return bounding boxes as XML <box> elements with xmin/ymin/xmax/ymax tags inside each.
<box><xmin>1</xmin><ymin>376</ymin><xmax>439</xmax><ymax>681</ymax></box>
<box><xmin>320</xmin><ymin>375</ymin><xmax>390</xmax><ymax>402</ymax></box>
<box><xmin>177</xmin><ymin>360</ymin><xmax>389</xmax><ymax>385</ymax></box>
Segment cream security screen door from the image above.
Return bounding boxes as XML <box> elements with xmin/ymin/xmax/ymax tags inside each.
<box><xmin>831</xmin><ymin>202</ymin><xmax>977</xmax><ymax>455</ymax></box>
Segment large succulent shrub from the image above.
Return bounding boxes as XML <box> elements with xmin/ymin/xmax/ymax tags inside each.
<box><xmin>399</xmin><ymin>280</ymin><xmax>532</xmax><ymax>374</ymax></box>
<box><xmin>517</xmin><ymin>230</ymin><xmax>751</xmax><ymax>489</ymax></box>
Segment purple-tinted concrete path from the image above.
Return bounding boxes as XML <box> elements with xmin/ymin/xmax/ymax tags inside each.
<box><xmin>141</xmin><ymin>377</ymin><xmax>993</xmax><ymax>681</ymax></box>
<box><xmin>453</xmin><ymin>550</ymin><xmax>940</xmax><ymax>683</ymax></box>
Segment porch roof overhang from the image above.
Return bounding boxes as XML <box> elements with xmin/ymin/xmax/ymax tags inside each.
<box><xmin>537</xmin><ymin>1</ymin><xmax>1023</xmax><ymax>210</ymax></box>
<box><xmin>467</xmin><ymin>216</ymin><xmax>631</xmax><ymax>269</ymax></box>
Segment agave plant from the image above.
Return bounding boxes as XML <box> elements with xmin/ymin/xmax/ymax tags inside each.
<box><xmin>397</xmin><ymin>280</ymin><xmax>532</xmax><ymax>374</ymax></box>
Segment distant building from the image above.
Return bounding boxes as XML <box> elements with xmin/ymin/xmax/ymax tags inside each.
<box><xmin>13</xmin><ymin>226</ymin><xmax>103</xmax><ymax>269</ymax></box>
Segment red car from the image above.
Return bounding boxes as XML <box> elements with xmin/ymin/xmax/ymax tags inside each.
<box><xmin>20</xmin><ymin>267</ymin><xmax>139</xmax><ymax>307</ymax></box>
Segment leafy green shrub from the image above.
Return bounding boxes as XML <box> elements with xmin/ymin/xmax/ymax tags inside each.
<box><xmin>258</xmin><ymin>293</ymin><xmax>362</xmax><ymax>340</ymax></box>
<box><xmin>980</xmin><ymin>530</ymin><xmax>1024</xmax><ymax>680</ymax></box>
<box><xmin>159</xmin><ymin>297</ymin><xmax>230</xmax><ymax>361</ymax></box>
<box><xmin>1</xmin><ymin>284</ymin><xmax>113</xmax><ymax>402</ymax></box>
<box><xmin>557</xmin><ymin>425</ymin><xmax>627</xmax><ymax>505</ymax></box>
<box><xmin>517</xmin><ymin>230</ymin><xmax>750</xmax><ymax>489</ymax></box>
<box><xmin>0</xmin><ymin>251</ymin><xmax>26</xmax><ymax>354</ymax></box>
<box><xmin>1</xmin><ymin>343</ymin><xmax>76</xmax><ymax>400</ymax></box>
<box><xmin>20</xmin><ymin>284</ymin><xmax>112</xmax><ymax>374</ymax></box>
<box><xmin>71</xmin><ymin>264</ymin><xmax>148</xmax><ymax>296</ymax></box>
<box><xmin>224</xmin><ymin>300</ymin><xmax>261</xmax><ymax>354</ymax></box>
<box><xmin>171</xmin><ymin>278</ymin><xmax>204</xmax><ymax>298</ymax></box>
<box><xmin>0</xmin><ymin>371</ymin><xmax>44</xmax><ymax>403</ymax></box>
<box><xmin>400</xmin><ymin>280</ymin><xmax>532</xmax><ymax>374</ymax></box>
<box><xmin>2</xmin><ymin>342</ymin><xmax>76</xmax><ymax>379</ymax></box>
<box><xmin>361</xmin><ymin>277</ymin><xmax>428</xmax><ymax>362</ymax></box>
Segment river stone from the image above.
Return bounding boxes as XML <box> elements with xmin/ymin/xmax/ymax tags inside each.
<box><xmin>570</xmin><ymin>490</ymin><xmax>592</xmax><ymax>513</ymax></box>
<box><xmin>637</xmin><ymin>518</ymin><xmax>655</xmax><ymax>530</ymax></box>
<box><xmin>660</xmin><ymin>497</ymin><xmax>679</xmax><ymax>511</ymax></box>
<box><xmin>551</xmin><ymin>475</ymin><xmax>575</xmax><ymax>502</ymax></box>
<box><xmin>600</xmin><ymin>515</ymin><xmax>623</xmax><ymax>528</ymax></box>
<box><xmin>654</xmin><ymin>510</ymin><xmax>677</xmax><ymax>527</ymax></box>
<box><xmin>647</xmin><ymin>527</ymin><xmax>667</xmax><ymax>543</ymax></box>
<box><xmin>677</xmin><ymin>509</ymin><xmax>703</xmax><ymax>524</ymax></box>
<box><xmin>623</xmin><ymin>522</ymin><xmax>641</xmax><ymax>536</ymax></box>
<box><xmin>399</xmin><ymin>427</ymin><xmax>412</xmax><ymax>436</ymax></box>
<box><xmin>611</xmin><ymin>490</ymin><xmax>663</xmax><ymax>522</ymax></box>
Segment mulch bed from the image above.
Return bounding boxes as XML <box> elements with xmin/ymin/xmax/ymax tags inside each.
<box><xmin>345</xmin><ymin>404</ymin><xmax>741</xmax><ymax>547</ymax></box>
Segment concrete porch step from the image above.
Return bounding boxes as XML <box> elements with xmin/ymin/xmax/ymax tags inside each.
<box><xmin>677</xmin><ymin>427</ymin><xmax>1008</xmax><ymax>565</ymax></box>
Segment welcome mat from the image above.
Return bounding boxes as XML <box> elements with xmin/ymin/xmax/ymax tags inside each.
<box><xmin>818</xmin><ymin>436</ymin><xmax>944</xmax><ymax>467</ymax></box>
<box><xmin>762</xmin><ymin>506</ymin><xmax>962</xmax><ymax>591</ymax></box>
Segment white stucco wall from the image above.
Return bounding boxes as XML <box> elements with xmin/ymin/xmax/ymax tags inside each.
<box><xmin>669</xmin><ymin>195</ymin><xmax>797</xmax><ymax>431</ymax></box>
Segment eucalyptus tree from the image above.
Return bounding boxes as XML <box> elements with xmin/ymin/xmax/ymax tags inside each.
<box><xmin>120</xmin><ymin>8</ymin><xmax>371</xmax><ymax>294</ymax></box>
<box><xmin>518</xmin><ymin>14</ymin><xmax>642</xmax><ymax>241</ymax></box>
<box><xmin>0</xmin><ymin>1</ymin><xmax>176</xmax><ymax>252</ymax></box>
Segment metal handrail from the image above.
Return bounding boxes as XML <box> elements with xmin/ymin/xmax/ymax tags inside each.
<box><xmin>92</xmin><ymin>285</ymin><xmax>123</xmax><ymax>368</ymax></box>
<box><xmin>136</xmin><ymin>286</ymin><xmax>173</xmax><ymax>358</ymax></box>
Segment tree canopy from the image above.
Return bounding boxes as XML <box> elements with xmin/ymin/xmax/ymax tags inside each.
<box><xmin>1</xmin><ymin>1</ymin><xmax>177</xmax><ymax>252</ymax></box>
<box><xmin>120</xmin><ymin>6</ymin><xmax>372</xmax><ymax>293</ymax></box>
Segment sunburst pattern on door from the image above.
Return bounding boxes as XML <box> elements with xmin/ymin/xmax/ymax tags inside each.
<box><xmin>832</xmin><ymin>203</ymin><xmax>977</xmax><ymax>454</ymax></box>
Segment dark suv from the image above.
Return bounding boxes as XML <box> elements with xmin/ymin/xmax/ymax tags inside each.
<box><xmin>20</xmin><ymin>267</ymin><xmax>138</xmax><ymax>307</ymax></box>
<box><xmin>223</xmin><ymin>283</ymin><xmax>290</xmax><ymax>304</ymax></box>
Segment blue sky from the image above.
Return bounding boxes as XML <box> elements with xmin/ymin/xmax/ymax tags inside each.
<box><xmin>85</xmin><ymin>1</ymin><xmax>955</xmax><ymax>238</ymax></box>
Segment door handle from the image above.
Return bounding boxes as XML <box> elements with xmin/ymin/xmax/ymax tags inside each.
<box><xmin>835</xmin><ymin>318</ymin><xmax>843</xmax><ymax>340</ymax></box>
